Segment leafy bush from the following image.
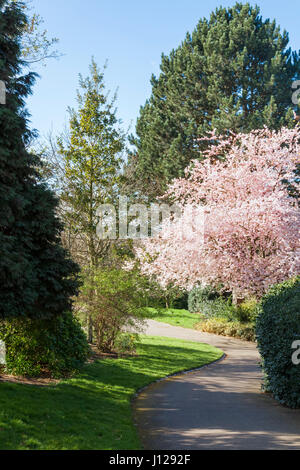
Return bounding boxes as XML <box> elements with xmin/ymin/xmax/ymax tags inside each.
<box><xmin>196</xmin><ymin>317</ymin><xmax>256</xmax><ymax>342</ymax></box>
<box><xmin>256</xmin><ymin>277</ymin><xmax>300</xmax><ymax>408</ymax></box>
<box><xmin>188</xmin><ymin>286</ymin><xmax>258</xmax><ymax>325</ymax></box>
<box><xmin>0</xmin><ymin>312</ymin><xmax>90</xmax><ymax>378</ymax></box>
<box><xmin>188</xmin><ymin>285</ymin><xmax>234</xmax><ymax>318</ymax></box>
<box><xmin>115</xmin><ymin>333</ymin><xmax>139</xmax><ymax>355</ymax></box>
<box><xmin>229</xmin><ymin>299</ymin><xmax>259</xmax><ymax>323</ymax></box>
<box><xmin>78</xmin><ymin>268</ymin><xmax>147</xmax><ymax>353</ymax></box>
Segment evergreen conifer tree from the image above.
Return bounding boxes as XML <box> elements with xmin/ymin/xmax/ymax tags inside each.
<box><xmin>0</xmin><ymin>0</ymin><xmax>79</xmax><ymax>320</ymax></box>
<box><xmin>126</xmin><ymin>3</ymin><xmax>300</xmax><ymax>198</ymax></box>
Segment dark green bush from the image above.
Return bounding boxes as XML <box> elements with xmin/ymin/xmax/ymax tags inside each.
<box><xmin>172</xmin><ymin>292</ymin><xmax>188</xmax><ymax>310</ymax></box>
<box><xmin>256</xmin><ymin>277</ymin><xmax>300</xmax><ymax>408</ymax></box>
<box><xmin>0</xmin><ymin>312</ymin><xmax>90</xmax><ymax>378</ymax></box>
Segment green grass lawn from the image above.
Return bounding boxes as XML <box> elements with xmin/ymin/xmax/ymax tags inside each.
<box><xmin>146</xmin><ymin>307</ymin><xmax>202</xmax><ymax>329</ymax></box>
<box><xmin>0</xmin><ymin>335</ymin><xmax>222</xmax><ymax>450</ymax></box>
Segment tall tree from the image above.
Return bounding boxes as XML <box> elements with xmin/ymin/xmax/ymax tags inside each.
<box><xmin>57</xmin><ymin>60</ymin><xmax>125</xmax><ymax>340</ymax></box>
<box><xmin>0</xmin><ymin>0</ymin><xmax>79</xmax><ymax>320</ymax></box>
<box><xmin>126</xmin><ymin>3</ymin><xmax>300</xmax><ymax>199</ymax></box>
<box><xmin>57</xmin><ymin>60</ymin><xmax>125</xmax><ymax>267</ymax></box>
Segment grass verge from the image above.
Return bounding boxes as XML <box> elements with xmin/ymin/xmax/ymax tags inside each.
<box><xmin>146</xmin><ymin>307</ymin><xmax>202</xmax><ymax>329</ymax></box>
<box><xmin>0</xmin><ymin>335</ymin><xmax>222</xmax><ymax>450</ymax></box>
<box><xmin>146</xmin><ymin>308</ymin><xmax>256</xmax><ymax>342</ymax></box>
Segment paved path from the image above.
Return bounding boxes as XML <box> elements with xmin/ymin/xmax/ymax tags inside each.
<box><xmin>133</xmin><ymin>320</ymin><xmax>300</xmax><ymax>450</ymax></box>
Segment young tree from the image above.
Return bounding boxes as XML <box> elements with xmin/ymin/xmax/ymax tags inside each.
<box><xmin>134</xmin><ymin>127</ymin><xmax>300</xmax><ymax>301</ymax></box>
<box><xmin>0</xmin><ymin>0</ymin><xmax>79</xmax><ymax>321</ymax></box>
<box><xmin>77</xmin><ymin>267</ymin><xmax>147</xmax><ymax>353</ymax></box>
<box><xmin>57</xmin><ymin>60</ymin><xmax>125</xmax><ymax>340</ymax></box>
<box><xmin>125</xmin><ymin>3</ymin><xmax>300</xmax><ymax>199</ymax></box>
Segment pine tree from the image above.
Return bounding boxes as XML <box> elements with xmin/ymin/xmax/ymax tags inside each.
<box><xmin>126</xmin><ymin>3</ymin><xmax>300</xmax><ymax>199</ymax></box>
<box><xmin>0</xmin><ymin>0</ymin><xmax>79</xmax><ymax>320</ymax></box>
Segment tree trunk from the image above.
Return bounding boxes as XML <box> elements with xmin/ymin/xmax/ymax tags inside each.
<box><xmin>232</xmin><ymin>291</ymin><xmax>245</xmax><ymax>306</ymax></box>
<box><xmin>88</xmin><ymin>313</ymin><xmax>93</xmax><ymax>343</ymax></box>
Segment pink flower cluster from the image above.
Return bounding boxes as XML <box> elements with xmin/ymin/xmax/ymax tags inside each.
<box><xmin>136</xmin><ymin>127</ymin><xmax>300</xmax><ymax>297</ymax></box>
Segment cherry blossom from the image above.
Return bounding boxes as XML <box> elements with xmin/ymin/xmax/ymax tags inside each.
<box><xmin>135</xmin><ymin>127</ymin><xmax>300</xmax><ymax>298</ymax></box>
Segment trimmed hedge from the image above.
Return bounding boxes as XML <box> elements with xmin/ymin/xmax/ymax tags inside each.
<box><xmin>256</xmin><ymin>277</ymin><xmax>300</xmax><ymax>408</ymax></box>
<box><xmin>0</xmin><ymin>312</ymin><xmax>90</xmax><ymax>378</ymax></box>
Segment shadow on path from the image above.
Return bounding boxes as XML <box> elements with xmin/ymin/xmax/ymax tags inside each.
<box><xmin>133</xmin><ymin>320</ymin><xmax>300</xmax><ymax>450</ymax></box>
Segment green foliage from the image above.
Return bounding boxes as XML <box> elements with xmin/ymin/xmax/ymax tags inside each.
<box><xmin>0</xmin><ymin>0</ymin><xmax>79</xmax><ymax>321</ymax></box>
<box><xmin>114</xmin><ymin>333</ymin><xmax>139</xmax><ymax>355</ymax></box>
<box><xmin>188</xmin><ymin>285</ymin><xmax>221</xmax><ymax>313</ymax></box>
<box><xmin>233</xmin><ymin>299</ymin><xmax>259</xmax><ymax>323</ymax></box>
<box><xmin>57</xmin><ymin>60</ymin><xmax>125</xmax><ymax>266</ymax></box>
<box><xmin>188</xmin><ymin>286</ymin><xmax>234</xmax><ymax>319</ymax></box>
<box><xmin>145</xmin><ymin>280</ymin><xmax>187</xmax><ymax>309</ymax></box>
<box><xmin>77</xmin><ymin>268</ymin><xmax>148</xmax><ymax>353</ymax></box>
<box><xmin>188</xmin><ymin>286</ymin><xmax>258</xmax><ymax>324</ymax></box>
<box><xmin>196</xmin><ymin>317</ymin><xmax>256</xmax><ymax>342</ymax></box>
<box><xmin>9</xmin><ymin>0</ymin><xmax>60</xmax><ymax>65</ymax></box>
<box><xmin>188</xmin><ymin>286</ymin><xmax>257</xmax><ymax>341</ymax></box>
<box><xmin>126</xmin><ymin>2</ymin><xmax>300</xmax><ymax>198</ymax></box>
<box><xmin>256</xmin><ymin>277</ymin><xmax>300</xmax><ymax>408</ymax></box>
<box><xmin>172</xmin><ymin>292</ymin><xmax>188</xmax><ymax>310</ymax></box>
<box><xmin>0</xmin><ymin>312</ymin><xmax>90</xmax><ymax>378</ymax></box>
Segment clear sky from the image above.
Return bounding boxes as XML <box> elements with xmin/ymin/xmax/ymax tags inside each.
<box><xmin>27</xmin><ymin>0</ymin><xmax>300</xmax><ymax>139</ymax></box>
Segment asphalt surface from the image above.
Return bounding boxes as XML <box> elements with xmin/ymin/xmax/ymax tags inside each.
<box><xmin>133</xmin><ymin>320</ymin><xmax>300</xmax><ymax>450</ymax></box>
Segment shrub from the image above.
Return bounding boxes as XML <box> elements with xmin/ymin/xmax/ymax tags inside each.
<box><xmin>256</xmin><ymin>277</ymin><xmax>300</xmax><ymax>408</ymax></box>
<box><xmin>78</xmin><ymin>268</ymin><xmax>147</xmax><ymax>353</ymax></box>
<box><xmin>188</xmin><ymin>286</ymin><xmax>258</xmax><ymax>324</ymax></box>
<box><xmin>230</xmin><ymin>298</ymin><xmax>259</xmax><ymax>323</ymax></box>
<box><xmin>188</xmin><ymin>285</ymin><xmax>229</xmax><ymax>315</ymax></box>
<box><xmin>0</xmin><ymin>312</ymin><xmax>90</xmax><ymax>378</ymax></box>
<box><xmin>196</xmin><ymin>317</ymin><xmax>256</xmax><ymax>342</ymax></box>
<box><xmin>115</xmin><ymin>333</ymin><xmax>139</xmax><ymax>355</ymax></box>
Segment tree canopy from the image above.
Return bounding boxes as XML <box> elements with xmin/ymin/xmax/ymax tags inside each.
<box><xmin>126</xmin><ymin>2</ymin><xmax>300</xmax><ymax>199</ymax></box>
<box><xmin>134</xmin><ymin>127</ymin><xmax>300</xmax><ymax>299</ymax></box>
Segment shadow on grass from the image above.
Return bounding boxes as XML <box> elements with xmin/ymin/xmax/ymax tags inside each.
<box><xmin>0</xmin><ymin>337</ymin><xmax>222</xmax><ymax>450</ymax></box>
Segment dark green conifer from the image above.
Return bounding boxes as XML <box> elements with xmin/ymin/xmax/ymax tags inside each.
<box><xmin>0</xmin><ymin>0</ymin><xmax>79</xmax><ymax>320</ymax></box>
<box><xmin>127</xmin><ymin>3</ymin><xmax>300</xmax><ymax>198</ymax></box>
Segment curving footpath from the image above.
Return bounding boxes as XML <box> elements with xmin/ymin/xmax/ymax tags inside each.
<box><xmin>133</xmin><ymin>320</ymin><xmax>300</xmax><ymax>450</ymax></box>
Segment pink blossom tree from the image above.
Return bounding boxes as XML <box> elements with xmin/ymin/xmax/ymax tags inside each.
<box><xmin>135</xmin><ymin>127</ymin><xmax>300</xmax><ymax>300</ymax></box>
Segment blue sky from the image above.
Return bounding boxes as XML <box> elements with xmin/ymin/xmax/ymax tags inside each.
<box><xmin>27</xmin><ymin>0</ymin><xmax>300</xmax><ymax>139</ymax></box>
